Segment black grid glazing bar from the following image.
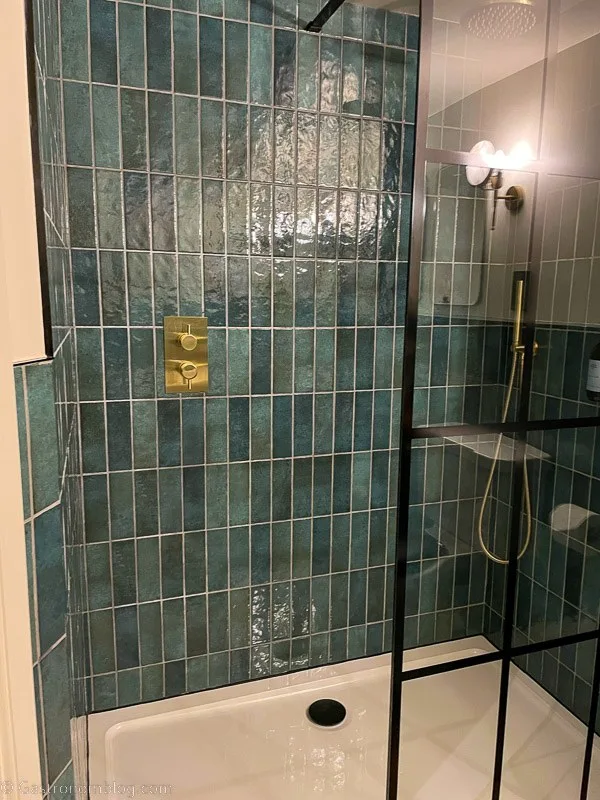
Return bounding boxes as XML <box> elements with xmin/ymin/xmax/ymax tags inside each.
<box><xmin>385</xmin><ymin>1</ymin><xmax>430</xmax><ymax>798</ymax></box>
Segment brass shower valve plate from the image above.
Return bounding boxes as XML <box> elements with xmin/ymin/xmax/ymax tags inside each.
<box><xmin>164</xmin><ymin>316</ymin><xmax>209</xmax><ymax>393</ymax></box>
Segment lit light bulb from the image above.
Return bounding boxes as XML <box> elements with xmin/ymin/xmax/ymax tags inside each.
<box><xmin>508</xmin><ymin>140</ymin><xmax>534</xmax><ymax>169</ymax></box>
<box><xmin>492</xmin><ymin>149</ymin><xmax>507</xmax><ymax>169</ymax></box>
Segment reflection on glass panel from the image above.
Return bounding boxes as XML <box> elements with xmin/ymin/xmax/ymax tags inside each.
<box><xmin>502</xmin><ymin>656</ymin><xmax>592</xmax><ymax>799</ymax></box>
<box><xmin>513</xmin><ymin>426</ymin><xmax>600</xmax><ymax>650</ymax></box>
<box><xmin>416</xmin><ymin>161</ymin><xmax>535</xmax><ymax>426</ymax></box>
<box><xmin>531</xmin><ymin>175</ymin><xmax>600</xmax><ymax>421</ymax></box>
<box><xmin>399</xmin><ymin>660</ymin><xmax>499</xmax><ymax>798</ymax></box>
<box><xmin>545</xmin><ymin>3</ymin><xmax>600</xmax><ymax>176</ymax></box>
<box><xmin>428</xmin><ymin>0</ymin><xmax>548</xmax><ymax>157</ymax></box>
<box><xmin>405</xmin><ymin>439</ymin><xmax>513</xmax><ymax>656</ymax></box>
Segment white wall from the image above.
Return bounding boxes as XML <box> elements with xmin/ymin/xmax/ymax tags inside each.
<box><xmin>0</xmin><ymin>0</ymin><xmax>48</xmax><ymax>364</ymax></box>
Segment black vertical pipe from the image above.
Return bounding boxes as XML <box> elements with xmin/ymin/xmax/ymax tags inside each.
<box><xmin>305</xmin><ymin>0</ymin><xmax>346</xmax><ymax>32</ymax></box>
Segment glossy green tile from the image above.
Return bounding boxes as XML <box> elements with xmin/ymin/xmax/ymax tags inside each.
<box><xmin>274</xmin><ymin>29</ymin><xmax>296</xmax><ymax>107</ymax></box>
<box><xmin>149</xmin><ymin>92</ymin><xmax>174</xmax><ymax>172</ymax></box>
<box><xmin>119</xmin><ymin>3</ymin><xmax>145</xmax><ymax>88</ymax></box>
<box><xmin>134</xmin><ymin>471</ymin><xmax>159</xmax><ymax>536</ymax></box>
<box><xmin>64</xmin><ymin>81</ymin><xmax>91</xmax><ymax>165</ymax></box>
<box><xmin>121</xmin><ymin>89</ymin><xmax>147</xmax><ymax>171</ymax></box>
<box><xmin>202</xmin><ymin>181</ymin><xmax>225</xmax><ymax>253</ymax></box>
<box><xmin>205</xmin><ymin>397</ymin><xmax>227</xmax><ymax>463</ymax></box>
<box><xmin>174</xmin><ymin>12</ymin><xmax>198</xmax><ymax>95</ymax></box>
<box><xmin>183</xmin><ymin>466</ymin><xmax>205</xmax><ymax>530</ymax></box>
<box><xmin>72</xmin><ymin>250</ymin><xmax>99</xmax><ymax>326</ymax></box>
<box><xmin>297</xmin><ymin>33</ymin><xmax>318</xmax><ymax>110</ymax></box>
<box><xmin>225</xmin><ymin>21</ymin><xmax>248</xmax><ymax>101</ymax></box>
<box><xmin>90</xmin><ymin>0</ymin><xmax>117</xmax><ymax>83</ymax></box>
<box><xmin>174</xmin><ymin>258</ymin><xmax>200</xmax><ymax>320</ymax></box>
<box><xmin>147</xmin><ymin>8</ymin><xmax>172</xmax><ymax>91</ymax></box>
<box><xmin>270</xmin><ymin>329</ymin><xmax>292</xmax><ymax>395</ymax></box>
<box><xmin>200</xmin><ymin>18</ymin><xmax>223</xmax><ymax>97</ymax></box>
<box><xmin>226</xmin><ymin>182</ymin><xmax>249</xmax><ymax>254</ymax></box>
<box><xmin>175</xmin><ymin>96</ymin><xmax>199</xmax><ymax>176</ymax></box>
<box><xmin>386</xmin><ymin>11</ymin><xmax>405</xmax><ymax>46</ymax></box>
<box><xmin>294</xmin><ymin>329</ymin><xmax>314</xmax><ymax>393</ymax></box>
<box><xmin>251</xmin><ymin>461</ymin><xmax>271</xmax><ymax>523</ymax></box>
<box><xmin>206</xmin><ymin>464</ymin><xmax>228</xmax><ymax>528</ymax></box>
<box><xmin>124</xmin><ymin>172</ymin><xmax>150</xmax><ymax>249</ymax></box>
<box><xmin>40</xmin><ymin>642</ymin><xmax>71</xmax><ymax>784</ymax></box>
<box><xmin>14</xmin><ymin>370</ymin><xmax>30</xmax><ymax>520</ymax></box>
<box><xmin>162</xmin><ymin>598</ymin><xmax>185</xmax><ymax>661</ymax></box>
<box><xmin>35</xmin><ymin>507</ymin><xmax>67</xmax><ymax>652</ymax></box>
<box><xmin>112</xmin><ymin>539</ymin><xmax>136</xmax><ymax>606</ymax></box>
<box><xmin>250</xmin><ymin>524</ymin><xmax>270</xmax><ymax>585</ymax></box>
<box><xmin>80</xmin><ymin>402</ymin><xmax>106</xmax><ymax>472</ymax></box>
<box><xmin>92</xmin><ymin>85</ymin><xmax>120</xmax><ymax>169</ymax></box>
<box><xmin>26</xmin><ymin>363</ymin><xmax>59</xmax><ymax>512</ymax></box>
<box><xmin>151</xmin><ymin>175</ymin><xmax>175</xmax><ymax>251</ymax></box>
<box><xmin>68</xmin><ymin>168</ymin><xmax>95</xmax><ymax>247</ymax></box>
<box><xmin>61</xmin><ymin>0</ymin><xmax>89</xmax><ymax>80</ymax></box>
<box><xmin>96</xmin><ymin>171</ymin><xmax>124</xmax><ymax>249</ymax></box>
<box><xmin>297</xmin><ymin>112</ymin><xmax>317</xmax><ymax>185</ymax></box>
<box><xmin>225</xmin><ymin>0</ymin><xmax>247</xmax><ymax>18</ymax></box>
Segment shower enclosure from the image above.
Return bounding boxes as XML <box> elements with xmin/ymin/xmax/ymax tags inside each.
<box><xmin>386</xmin><ymin>0</ymin><xmax>600</xmax><ymax>797</ymax></box>
<box><xmin>19</xmin><ymin>0</ymin><xmax>600</xmax><ymax>796</ymax></box>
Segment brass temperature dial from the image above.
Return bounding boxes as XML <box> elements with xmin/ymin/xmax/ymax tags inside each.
<box><xmin>179</xmin><ymin>361</ymin><xmax>198</xmax><ymax>380</ymax></box>
<box><xmin>178</xmin><ymin>333</ymin><xmax>198</xmax><ymax>352</ymax></box>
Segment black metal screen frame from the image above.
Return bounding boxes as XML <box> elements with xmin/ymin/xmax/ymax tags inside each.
<box><xmin>23</xmin><ymin>0</ymin><xmax>54</xmax><ymax>360</ymax></box>
<box><xmin>385</xmin><ymin>0</ymin><xmax>600</xmax><ymax>798</ymax></box>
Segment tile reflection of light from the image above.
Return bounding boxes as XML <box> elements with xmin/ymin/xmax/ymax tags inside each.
<box><xmin>296</xmin><ymin>215</ymin><xmax>315</xmax><ymax>245</ymax></box>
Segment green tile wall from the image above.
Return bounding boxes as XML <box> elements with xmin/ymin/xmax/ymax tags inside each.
<box><xmin>423</xmin><ymin>18</ymin><xmax>600</xmax><ymax>729</ymax></box>
<box><xmin>510</xmin><ymin>174</ymin><xmax>600</xmax><ymax>727</ymax></box>
<box><xmin>14</xmin><ymin>0</ymin><xmax>88</xmax><ymax>789</ymax></box>
<box><xmin>64</xmin><ymin>0</ymin><xmax>419</xmax><ymax>709</ymax></box>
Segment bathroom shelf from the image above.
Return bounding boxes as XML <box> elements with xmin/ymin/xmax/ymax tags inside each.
<box><xmin>444</xmin><ymin>434</ymin><xmax>550</xmax><ymax>462</ymax></box>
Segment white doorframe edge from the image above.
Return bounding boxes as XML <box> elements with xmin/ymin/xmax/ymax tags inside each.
<box><xmin>0</xmin><ymin>188</ymin><xmax>43</xmax><ymax>798</ymax></box>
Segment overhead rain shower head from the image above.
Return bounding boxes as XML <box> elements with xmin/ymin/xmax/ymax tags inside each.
<box><xmin>462</xmin><ymin>1</ymin><xmax>537</xmax><ymax>40</ymax></box>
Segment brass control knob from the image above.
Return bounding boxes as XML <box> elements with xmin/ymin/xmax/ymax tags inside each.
<box><xmin>178</xmin><ymin>332</ymin><xmax>198</xmax><ymax>352</ymax></box>
<box><xmin>179</xmin><ymin>361</ymin><xmax>198</xmax><ymax>381</ymax></box>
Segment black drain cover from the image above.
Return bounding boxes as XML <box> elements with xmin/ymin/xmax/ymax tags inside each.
<box><xmin>306</xmin><ymin>699</ymin><xmax>347</xmax><ymax>727</ymax></box>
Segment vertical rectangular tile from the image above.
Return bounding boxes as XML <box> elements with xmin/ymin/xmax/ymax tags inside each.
<box><xmin>93</xmin><ymin>85</ymin><xmax>120</xmax><ymax>168</ymax></box>
<box><xmin>61</xmin><ymin>0</ymin><xmax>89</xmax><ymax>80</ymax></box>
<box><xmin>200</xmin><ymin>18</ymin><xmax>223</xmax><ymax>98</ymax></box>
<box><xmin>146</xmin><ymin>7</ymin><xmax>172</xmax><ymax>91</ymax></box>
<box><xmin>90</xmin><ymin>0</ymin><xmax>117</xmax><ymax>83</ymax></box>
<box><xmin>149</xmin><ymin>92</ymin><xmax>174</xmax><ymax>172</ymax></box>
<box><xmin>200</xmin><ymin>100</ymin><xmax>224</xmax><ymax>177</ymax></box>
<box><xmin>225</xmin><ymin>21</ymin><xmax>248</xmax><ymax>102</ymax></box>
<box><xmin>96</xmin><ymin>171</ymin><xmax>124</xmax><ymax>249</ymax></box>
<box><xmin>320</xmin><ymin>37</ymin><xmax>341</xmax><ymax>113</ymax></box>
<box><xmin>249</xmin><ymin>26</ymin><xmax>272</xmax><ymax>105</ymax></box>
<box><xmin>174</xmin><ymin>11</ymin><xmax>198</xmax><ymax>95</ymax></box>
<box><xmin>64</xmin><ymin>82</ymin><xmax>92</xmax><ymax>165</ymax></box>
<box><xmin>274</xmin><ymin>29</ymin><xmax>296</xmax><ymax>107</ymax></box>
<box><xmin>175</xmin><ymin>96</ymin><xmax>199</xmax><ymax>175</ymax></box>
<box><xmin>119</xmin><ymin>3</ymin><xmax>146</xmax><ymax>88</ymax></box>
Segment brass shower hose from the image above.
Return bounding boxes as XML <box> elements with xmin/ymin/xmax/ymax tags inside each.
<box><xmin>477</xmin><ymin>279</ymin><xmax>532</xmax><ymax>564</ymax></box>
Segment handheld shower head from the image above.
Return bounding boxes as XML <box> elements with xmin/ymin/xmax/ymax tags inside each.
<box><xmin>462</xmin><ymin>1</ymin><xmax>537</xmax><ymax>41</ymax></box>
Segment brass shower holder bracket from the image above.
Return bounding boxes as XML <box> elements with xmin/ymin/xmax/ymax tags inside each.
<box><xmin>164</xmin><ymin>316</ymin><xmax>209</xmax><ymax>393</ymax></box>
